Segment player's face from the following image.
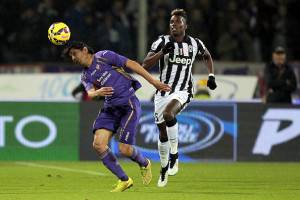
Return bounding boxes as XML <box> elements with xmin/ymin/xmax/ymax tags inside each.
<box><xmin>69</xmin><ymin>48</ymin><xmax>89</xmax><ymax>66</ymax></box>
<box><xmin>272</xmin><ymin>52</ymin><xmax>286</xmax><ymax>65</ymax></box>
<box><xmin>169</xmin><ymin>15</ymin><xmax>187</xmax><ymax>37</ymax></box>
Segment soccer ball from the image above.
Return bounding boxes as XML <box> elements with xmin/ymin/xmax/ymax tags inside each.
<box><xmin>48</xmin><ymin>22</ymin><xmax>71</xmax><ymax>45</ymax></box>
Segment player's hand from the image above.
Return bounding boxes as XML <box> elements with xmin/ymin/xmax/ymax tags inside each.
<box><xmin>207</xmin><ymin>74</ymin><xmax>217</xmax><ymax>90</ymax></box>
<box><xmin>162</xmin><ymin>42</ymin><xmax>175</xmax><ymax>54</ymax></box>
<box><xmin>95</xmin><ymin>87</ymin><xmax>114</xmax><ymax>96</ymax></box>
<box><xmin>152</xmin><ymin>80</ymin><xmax>171</xmax><ymax>92</ymax></box>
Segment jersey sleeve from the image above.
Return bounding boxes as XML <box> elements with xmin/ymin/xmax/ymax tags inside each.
<box><xmin>101</xmin><ymin>50</ymin><xmax>128</xmax><ymax>67</ymax></box>
<box><xmin>195</xmin><ymin>38</ymin><xmax>207</xmax><ymax>56</ymax></box>
<box><xmin>81</xmin><ymin>72</ymin><xmax>93</xmax><ymax>91</ymax></box>
<box><xmin>149</xmin><ymin>36</ymin><xmax>164</xmax><ymax>53</ymax></box>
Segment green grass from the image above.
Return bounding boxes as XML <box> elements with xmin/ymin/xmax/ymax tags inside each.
<box><xmin>0</xmin><ymin>161</ymin><xmax>300</xmax><ymax>200</ymax></box>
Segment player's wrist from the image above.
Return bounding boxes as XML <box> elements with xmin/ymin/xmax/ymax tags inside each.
<box><xmin>208</xmin><ymin>73</ymin><xmax>215</xmax><ymax>77</ymax></box>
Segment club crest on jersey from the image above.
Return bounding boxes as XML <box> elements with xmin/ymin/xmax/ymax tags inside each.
<box><xmin>189</xmin><ymin>45</ymin><xmax>193</xmax><ymax>52</ymax></box>
<box><xmin>169</xmin><ymin>55</ymin><xmax>192</xmax><ymax>65</ymax></box>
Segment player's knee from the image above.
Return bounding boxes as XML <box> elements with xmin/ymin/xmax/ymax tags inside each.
<box><xmin>163</xmin><ymin>111</ymin><xmax>175</xmax><ymax>122</ymax></box>
<box><xmin>92</xmin><ymin>141</ymin><xmax>107</xmax><ymax>154</ymax></box>
<box><xmin>159</xmin><ymin>134</ymin><xmax>169</xmax><ymax>143</ymax></box>
<box><xmin>119</xmin><ymin>144</ymin><xmax>132</xmax><ymax>156</ymax></box>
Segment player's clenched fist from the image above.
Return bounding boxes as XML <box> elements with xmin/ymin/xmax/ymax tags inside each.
<box><xmin>162</xmin><ymin>42</ymin><xmax>175</xmax><ymax>54</ymax></box>
<box><xmin>207</xmin><ymin>74</ymin><xmax>217</xmax><ymax>90</ymax></box>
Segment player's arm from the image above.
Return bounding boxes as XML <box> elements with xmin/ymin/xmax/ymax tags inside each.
<box><xmin>87</xmin><ymin>87</ymin><xmax>114</xmax><ymax>98</ymax></box>
<box><xmin>81</xmin><ymin>74</ymin><xmax>114</xmax><ymax>97</ymax></box>
<box><xmin>126</xmin><ymin>59</ymin><xmax>171</xmax><ymax>92</ymax></box>
<box><xmin>142</xmin><ymin>51</ymin><xmax>164</xmax><ymax>70</ymax></box>
<box><xmin>202</xmin><ymin>49</ymin><xmax>217</xmax><ymax>90</ymax></box>
<box><xmin>203</xmin><ymin>49</ymin><xmax>214</xmax><ymax>74</ymax></box>
<box><xmin>142</xmin><ymin>36</ymin><xmax>174</xmax><ymax>70</ymax></box>
<box><xmin>196</xmin><ymin>38</ymin><xmax>217</xmax><ymax>90</ymax></box>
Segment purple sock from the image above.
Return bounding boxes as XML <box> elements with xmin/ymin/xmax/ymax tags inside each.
<box><xmin>130</xmin><ymin>147</ymin><xmax>148</xmax><ymax>167</ymax></box>
<box><xmin>100</xmin><ymin>148</ymin><xmax>128</xmax><ymax>181</ymax></box>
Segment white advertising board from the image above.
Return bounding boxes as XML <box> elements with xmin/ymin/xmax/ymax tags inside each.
<box><xmin>0</xmin><ymin>74</ymin><xmax>257</xmax><ymax>101</ymax></box>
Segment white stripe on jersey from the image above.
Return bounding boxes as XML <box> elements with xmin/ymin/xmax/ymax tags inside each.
<box><xmin>182</xmin><ymin>43</ymin><xmax>189</xmax><ymax>56</ymax></box>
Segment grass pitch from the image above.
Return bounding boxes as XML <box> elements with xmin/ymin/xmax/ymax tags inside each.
<box><xmin>0</xmin><ymin>161</ymin><xmax>299</xmax><ymax>200</ymax></box>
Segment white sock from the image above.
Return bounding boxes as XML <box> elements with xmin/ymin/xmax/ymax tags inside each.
<box><xmin>167</xmin><ymin>122</ymin><xmax>178</xmax><ymax>155</ymax></box>
<box><xmin>158</xmin><ymin>140</ymin><xmax>170</xmax><ymax>168</ymax></box>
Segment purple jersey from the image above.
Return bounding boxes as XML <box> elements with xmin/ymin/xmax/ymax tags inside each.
<box><xmin>81</xmin><ymin>50</ymin><xmax>142</xmax><ymax>106</ymax></box>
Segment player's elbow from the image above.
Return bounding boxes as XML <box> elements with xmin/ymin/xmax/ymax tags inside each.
<box><xmin>142</xmin><ymin>59</ymin><xmax>153</xmax><ymax>70</ymax></box>
<box><xmin>142</xmin><ymin>62</ymin><xmax>150</xmax><ymax>70</ymax></box>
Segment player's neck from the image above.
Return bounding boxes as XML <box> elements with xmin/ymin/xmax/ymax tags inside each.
<box><xmin>85</xmin><ymin>54</ymin><xmax>94</xmax><ymax>68</ymax></box>
<box><xmin>172</xmin><ymin>34</ymin><xmax>185</xmax><ymax>43</ymax></box>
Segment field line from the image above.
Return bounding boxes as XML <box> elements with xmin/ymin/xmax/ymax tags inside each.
<box><xmin>15</xmin><ymin>162</ymin><xmax>106</xmax><ymax>176</ymax></box>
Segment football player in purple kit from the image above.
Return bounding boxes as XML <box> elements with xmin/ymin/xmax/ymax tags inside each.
<box><xmin>64</xmin><ymin>41</ymin><xmax>171</xmax><ymax>192</ymax></box>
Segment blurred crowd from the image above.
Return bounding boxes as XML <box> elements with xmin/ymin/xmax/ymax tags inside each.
<box><xmin>0</xmin><ymin>0</ymin><xmax>293</xmax><ymax>63</ymax></box>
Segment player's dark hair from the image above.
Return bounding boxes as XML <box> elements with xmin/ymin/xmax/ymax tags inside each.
<box><xmin>62</xmin><ymin>41</ymin><xmax>94</xmax><ymax>57</ymax></box>
<box><xmin>171</xmin><ymin>8</ymin><xmax>187</xmax><ymax>22</ymax></box>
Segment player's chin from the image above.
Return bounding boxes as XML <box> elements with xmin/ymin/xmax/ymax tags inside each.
<box><xmin>171</xmin><ymin>31</ymin><xmax>179</xmax><ymax>36</ymax></box>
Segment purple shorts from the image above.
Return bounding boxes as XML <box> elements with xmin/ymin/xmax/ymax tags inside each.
<box><xmin>93</xmin><ymin>95</ymin><xmax>141</xmax><ymax>145</ymax></box>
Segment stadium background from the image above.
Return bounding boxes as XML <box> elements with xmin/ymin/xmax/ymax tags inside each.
<box><xmin>0</xmin><ymin>0</ymin><xmax>300</xmax><ymax>199</ymax></box>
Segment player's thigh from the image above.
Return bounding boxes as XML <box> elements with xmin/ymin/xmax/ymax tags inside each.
<box><xmin>154</xmin><ymin>95</ymin><xmax>169</xmax><ymax>124</ymax></box>
<box><xmin>166</xmin><ymin>91</ymin><xmax>191</xmax><ymax>115</ymax></box>
<box><xmin>164</xmin><ymin>99</ymin><xmax>182</xmax><ymax>117</ymax></box>
<box><xmin>93</xmin><ymin>107</ymin><xmax>120</xmax><ymax>135</ymax></box>
<box><xmin>118</xmin><ymin>96</ymin><xmax>141</xmax><ymax>145</ymax></box>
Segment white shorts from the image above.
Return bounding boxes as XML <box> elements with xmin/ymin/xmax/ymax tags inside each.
<box><xmin>154</xmin><ymin>91</ymin><xmax>192</xmax><ymax>124</ymax></box>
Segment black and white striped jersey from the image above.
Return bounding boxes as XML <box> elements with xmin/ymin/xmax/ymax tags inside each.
<box><xmin>149</xmin><ymin>35</ymin><xmax>206</xmax><ymax>97</ymax></box>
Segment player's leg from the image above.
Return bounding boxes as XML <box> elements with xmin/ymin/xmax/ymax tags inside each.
<box><xmin>119</xmin><ymin>143</ymin><xmax>149</xmax><ymax>168</ymax></box>
<box><xmin>93</xmin><ymin>129</ymin><xmax>129</xmax><ymax>181</ymax></box>
<box><xmin>119</xmin><ymin>143</ymin><xmax>152</xmax><ymax>185</ymax></box>
<box><xmin>157</xmin><ymin>122</ymin><xmax>170</xmax><ymax>187</ymax></box>
<box><xmin>163</xmin><ymin>99</ymin><xmax>182</xmax><ymax>176</ymax></box>
<box><xmin>93</xmin><ymin>108</ymin><xmax>132</xmax><ymax>192</ymax></box>
<box><xmin>118</xmin><ymin>96</ymin><xmax>152</xmax><ymax>185</ymax></box>
<box><xmin>154</xmin><ymin>94</ymin><xmax>171</xmax><ymax>187</ymax></box>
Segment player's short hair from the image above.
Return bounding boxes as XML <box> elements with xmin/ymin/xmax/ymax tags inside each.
<box><xmin>171</xmin><ymin>8</ymin><xmax>187</xmax><ymax>22</ymax></box>
<box><xmin>63</xmin><ymin>41</ymin><xmax>94</xmax><ymax>57</ymax></box>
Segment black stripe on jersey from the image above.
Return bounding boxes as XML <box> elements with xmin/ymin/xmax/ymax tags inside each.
<box><xmin>160</xmin><ymin>37</ymin><xmax>173</xmax><ymax>96</ymax></box>
<box><xmin>156</xmin><ymin>36</ymin><xmax>165</xmax><ymax>95</ymax></box>
<box><xmin>195</xmin><ymin>38</ymin><xmax>205</xmax><ymax>56</ymax></box>
<box><xmin>169</xmin><ymin>42</ymin><xmax>184</xmax><ymax>94</ymax></box>
<box><xmin>179</xmin><ymin>37</ymin><xmax>193</xmax><ymax>91</ymax></box>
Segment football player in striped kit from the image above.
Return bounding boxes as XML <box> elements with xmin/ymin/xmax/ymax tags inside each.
<box><xmin>143</xmin><ymin>8</ymin><xmax>217</xmax><ymax>187</ymax></box>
